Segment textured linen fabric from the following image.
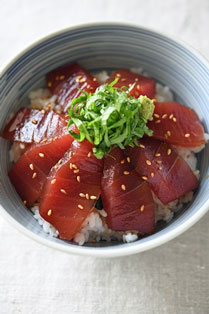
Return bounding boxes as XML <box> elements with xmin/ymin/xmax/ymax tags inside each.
<box><xmin>0</xmin><ymin>1</ymin><xmax>209</xmax><ymax>313</ymax></box>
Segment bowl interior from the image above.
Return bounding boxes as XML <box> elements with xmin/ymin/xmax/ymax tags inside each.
<box><xmin>0</xmin><ymin>24</ymin><xmax>209</xmax><ymax>256</ymax></box>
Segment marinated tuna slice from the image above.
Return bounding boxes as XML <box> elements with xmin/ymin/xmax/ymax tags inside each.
<box><xmin>126</xmin><ymin>138</ymin><xmax>198</xmax><ymax>204</ymax></box>
<box><xmin>2</xmin><ymin>108</ymin><xmax>69</xmax><ymax>143</ymax></box>
<box><xmin>9</xmin><ymin>133</ymin><xmax>74</xmax><ymax>206</ymax></box>
<box><xmin>46</xmin><ymin>63</ymin><xmax>99</xmax><ymax>112</ymax></box>
<box><xmin>148</xmin><ymin>102</ymin><xmax>206</xmax><ymax>147</ymax></box>
<box><xmin>40</xmin><ymin>140</ymin><xmax>103</xmax><ymax>240</ymax></box>
<box><xmin>101</xmin><ymin>148</ymin><xmax>155</xmax><ymax>234</ymax></box>
<box><xmin>106</xmin><ymin>69</ymin><xmax>156</xmax><ymax>99</ymax></box>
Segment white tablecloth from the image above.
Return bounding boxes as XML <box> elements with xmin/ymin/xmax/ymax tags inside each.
<box><xmin>0</xmin><ymin>1</ymin><xmax>209</xmax><ymax>313</ymax></box>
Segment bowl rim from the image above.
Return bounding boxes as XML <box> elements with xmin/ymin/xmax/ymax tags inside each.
<box><xmin>0</xmin><ymin>22</ymin><xmax>209</xmax><ymax>258</ymax></box>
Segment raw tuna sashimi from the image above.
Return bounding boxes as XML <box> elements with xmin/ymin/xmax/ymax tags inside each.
<box><xmin>46</xmin><ymin>63</ymin><xmax>99</xmax><ymax>112</ymax></box>
<box><xmin>101</xmin><ymin>147</ymin><xmax>155</xmax><ymax>234</ymax></box>
<box><xmin>148</xmin><ymin>102</ymin><xmax>206</xmax><ymax>147</ymax></box>
<box><xmin>40</xmin><ymin>140</ymin><xmax>103</xmax><ymax>240</ymax></box>
<box><xmin>2</xmin><ymin>108</ymin><xmax>69</xmax><ymax>143</ymax></box>
<box><xmin>106</xmin><ymin>69</ymin><xmax>156</xmax><ymax>99</ymax></box>
<box><xmin>126</xmin><ymin>138</ymin><xmax>198</xmax><ymax>204</ymax></box>
<box><xmin>9</xmin><ymin>132</ymin><xmax>74</xmax><ymax>206</ymax></box>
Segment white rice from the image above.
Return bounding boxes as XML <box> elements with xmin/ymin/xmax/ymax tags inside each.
<box><xmin>9</xmin><ymin>68</ymin><xmax>206</xmax><ymax>245</ymax></box>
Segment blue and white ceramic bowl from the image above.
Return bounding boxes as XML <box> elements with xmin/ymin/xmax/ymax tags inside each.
<box><xmin>0</xmin><ymin>23</ymin><xmax>209</xmax><ymax>257</ymax></box>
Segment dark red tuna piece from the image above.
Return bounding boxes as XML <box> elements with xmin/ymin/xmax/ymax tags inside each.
<box><xmin>1</xmin><ymin>108</ymin><xmax>69</xmax><ymax>143</ymax></box>
<box><xmin>46</xmin><ymin>63</ymin><xmax>99</xmax><ymax>112</ymax></box>
<box><xmin>40</xmin><ymin>140</ymin><xmax>103</xmax><ymax>240</ymax></box>
<box><xmin>106</xmin><ymin>69</ymin><xmax>156</xmax><ymax>99</ymax></box>
<box><xmin>9</xmin><ymin>133</ymin><xmax>74</xmax><ymax>206</ymax></box>
<box><xmin>101</xmin><ymin>147</ymin><xmax>155</xmax><ymax>234</ymax></box>
<box><xmin>148</xmin><ymin>102</ymin><xmax>206</xmax><ymax>147</ymax></box>
<box><xmin>126</xmin><ymin>138</ymin><xmax>198</xmax><ymax>204</ymax></box>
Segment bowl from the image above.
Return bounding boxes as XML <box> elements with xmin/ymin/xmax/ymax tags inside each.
<box><xmin>0</xmin><ymin>23</ymin><xmax>209</xmax><ymax>258</ymax></box>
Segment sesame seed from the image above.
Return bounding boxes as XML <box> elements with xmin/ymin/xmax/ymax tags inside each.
<box><xmin>87</xmin><ymin>152</ymin><xmax>92</xmax><ymax>157</ymax></box>
<box><xmin>73</xmin><ymin>169</ymin><xmax>79</xmax><ymax>174</ymax></box>
<box><xmin>39</xmin><ymin>153</ymin><xmax>45</xmax><ymax>158</ymax></box>
<box><xmin>121</xmin><ymin>184</ymin><xmax>126</xmax><ymax>191</ymax></box>
<box><xmin>60</xmin><ymin>189</ymin><xmax>67</xmax><ymax>194</ymax></box>
<box><xmin>48</xmin><ymin>82</ymin><xmax>52</xmax><ymax>87</ymax></box>
<box><xmin>56</xmin><ymin>110</ymin><xmax>62</xmax><ymax>114</ymax></box>
<box><xmin>155</xmin><ymin>120</ymin><xmax>161</xmax><ymax>124</ymax></box>
<box><xmin>123</xmin><ymin>171</ymin><xmax>130</xmax><ymax>175</ymax></box>
<box><xmin>78</xmin><ymin>204</ymin><xmax>84</xmax><ymax>209</ymax></box>
<box><xmin>136</xmin><ymin>85</ymin><xmax>140</xmax><ymax>90</ymax></box>
<box><xmin>162</xmin><ymin>114</ymin><xmax>167</xmax><ymax>119</ymax></box>
<box><xmin>79</xmin><ymin>193</ymin><xmax>85</xmax><ymax>198</ymax></box>
<box><xmin>135</xmin><ymin>78</ymin><xmax>139</xmax><ymax>82</ymax></box>
<box><xmin>121</xmin><ymin>78</ymin><xmax>126</xmax><ymax>81</ymax></box>
<box><xmin>77</xmin><ymin>176</ymin><xmax>81</xmax><ymax>183</ymax></box>
<box><xmin>173</xmin><ymin>117</ymin><xmax>177</xmax><ymax>122</ymax></box>
<box><xmin>41</xmin><ymin>110</ymin><xmax>46</xmax><ymax>114</ymax></box>
<box><xmin>126</xmin><ymin>157</ymin><xmax>131</xmax><ymax>163</ymax></box>
<box><xmin>87</xmin><ymin>84</ymin><xmax>90</xmax><ymax>89</ymax></box>
<box><xmin>55</xmin><ymin>76</ymin><xmax>59</xmax><ymax>81</ymax></box>
<box><xmin>80</xmin><ymin>78</ymin><xmax>86</xmax><ymax>83</ymax></box>
<box><xmin>47</xmin><ymin>209</ymin><xmax>52</xmax><ymax>216</ymax></box>
<box><xmin>49</xmin><ymin>138</ymin><xmax>53</xmax><ymax>142</ymax></box>
<box><xmin>139</xmin><ymin>144</ymin><xmax>145</xmax><ymax>149</ymax></box>
<box><xmin>167</xmin><ymin>131</ymin><xmax>171</xmax><ymax>137</ymax></box>
<box><xmin>54</xmin><ymin>136</ymin><xmax>58</xmax><ymax>140</ymax></box>
<box><xmin>90</xmin><ymin>195</ymin><xmax>97</xmax><ymax>200</ymax></box>
<box><xmin>140</xmin><ymin>205</ymin><xmax>145</xmax><ymax>212</ymax></box>
<box><xmin>167</xmin><ymin>149</ymin><xmax>172</xmax><ymax>155</ymax></box>
<box><xmin>154</xmin><ymin>113</ymin><xmax>160</xmax><ymax>118</ymax></box>
<box><xmin>29</xmin><ymin>163</ymin><xmax>34</xmax><ymax>170</ymax></box>
<box><xmin>58</xmin><ymin>159</ymin><xmax>62</xmax><ymax>165</ymax></box>
<box><xmin>142</xmin><ymin>176</ymin><xmax>148</xmax><ymax>181</ymax></box>
<box><xmin>152</xmin><ymin>98</ymin><xmax>157</xmax><ymax>102</ymax></box>
<box><xmin>169</xmin><ymin>114</ymin><xmax>174</xmax><ymax>119</ymax></box>
<box><xmin>151</xmin><ymin>172</ymin><xmax>155</xmax><ymax>178</ymax></box>
<box><xmin>23</xmin><ymin>200</ymin><xmax>27</xmax><ymax>205</ymax></box>
<box><xmin>36</xmin><ymin>140</ymin><xmax>40</xmax><ymax>143</ymax></box>
<box><xmin>185</xmin><ymin>133</ymin><xmax>190</xmax><ymax>138</ymax></box>
<box><xmin>32</xmin><ymin>172</ymin><xmax>37</xmax><ymax>179</ymax></box>
<box><xmin>93</xmin><ymin>78</ymin><xmax>97</xmax><ymax>81</ymax></box>
<box><xmin>155</xmin><ymin>153</ymin><xmax>161</xmax><ymax>157</ymax></box>
<box><xmin>76</xmin><ymin>75</ymin><xmax>82</xmax><ymax>82</ymax></box>
<box><xmin>86</xmin><ymin>193</ymin><xmax>89</xmax><ymax>200</ymax></box>
<box><xmin>72</xmin><ymin>164</ymin><xmax>77</xmax><ymax>169</ymax></box>
<box><xmin>69</xmin><ymin>151</ymin><xmax>72</xmax><ymax>157</ymax></box>
<box><xmin>54</xmin><ymin>165</ymin><xmax>58</xmax><ymax>169</ymax></box>
<box><xmin>157</xmin><ymin>160</ymin><xmax>162</xmax><ymax>164</ymax></box>
<box><xmin>32</xmin><ymin>120</ymin><xmax>37</xmax><ymax>125</ymax></box>
<box><xmin>41</xmin><ymin>138</ymin><xmax>47</xmax><ymax>143</ymax></box>
<box><xmin>70</xmin><ymin>163</ymin><xmax>73</xmax><ymax>169</ymax></box>
<box><xmin>128</xmin><ymin>83</ymin><xmax>132</xmax><ymax>87</ymax></box>
<box><xmin>51</xmin><ymin>179</ymin><xmax>56</xmax><ymax>184</ymax></box>
<box><xmin>121</xmin><ymin>159</ymin><xmax>125</xmax><ymax>164</ymax></box>
<box><xmin>116</xmin><ymin>73</ymin><xmax>121</xmax><ymax>78</ymax></box>
<box><xmin>60</xmin><ymin>75</ymin><xmax>65</xmax><ymax>80</ymax></box>
<box><xmin>159</xmin><ymin>166</ymin><xmax>163</xmax><ymax>170</ymax></box>
<box><xmin>146</xmin><ymin>160</ymin><xmax>151</xmax><ymax>165</ymax></box>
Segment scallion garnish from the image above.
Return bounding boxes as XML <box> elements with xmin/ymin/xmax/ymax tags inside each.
<box><xmin>67</xmin><ymin>79</ymin><xmax>155</xmax><ymax>159</ymax></box>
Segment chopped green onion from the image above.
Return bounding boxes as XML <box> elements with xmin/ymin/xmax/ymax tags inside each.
<box><xmin>67</xmin><ymin>80</ymin><xmax>154</xmax><ymax>159</ymax></box>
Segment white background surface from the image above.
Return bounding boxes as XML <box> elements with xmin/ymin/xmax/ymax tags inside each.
<box><xmin>0</xmin><ymin>1</ymin><xmax>209</xmax><ymax>313</ymax></box>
